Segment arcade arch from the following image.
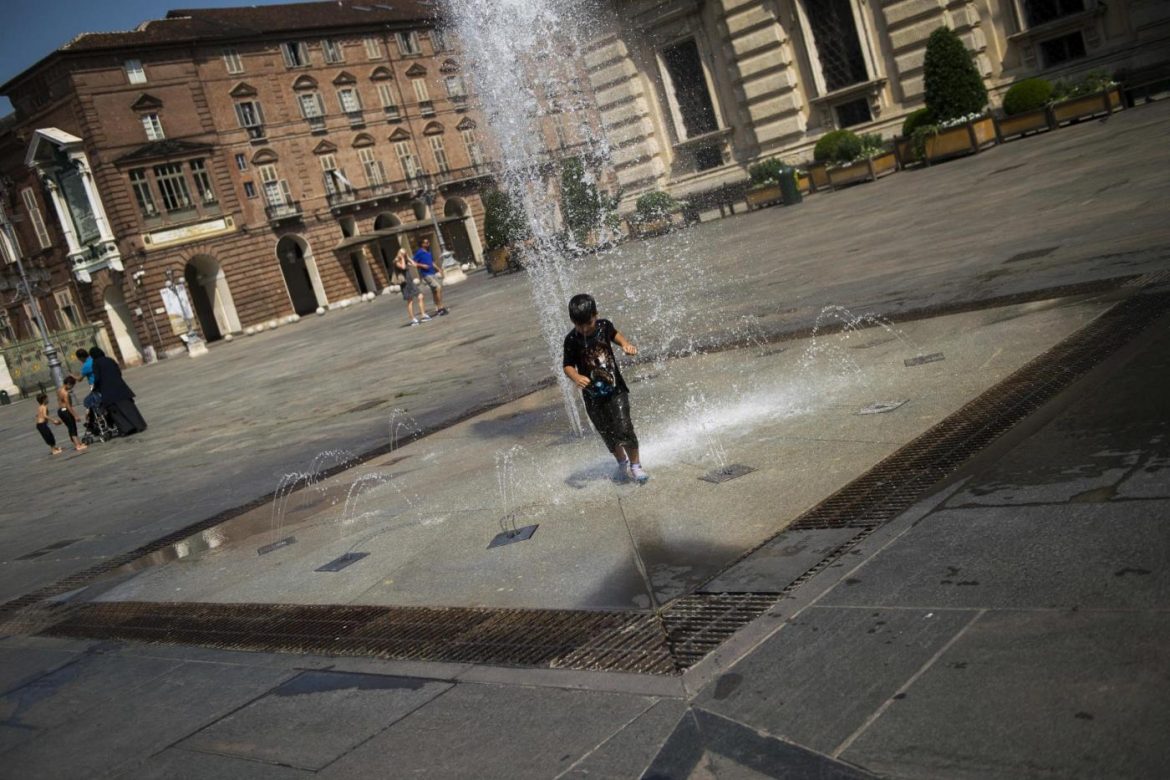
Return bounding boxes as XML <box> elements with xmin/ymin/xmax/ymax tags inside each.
<box><xmin>184</xmin><ymin>255</ymin><xmax>241</xmax><ymax>342</ymax></box>
<box><xmin>275</xmin><ymin>235</ymin><xmax>328</xmax><ymax>315</ymax></box>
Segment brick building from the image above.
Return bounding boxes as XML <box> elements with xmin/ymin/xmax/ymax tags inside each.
<box><xmin>0</xmin><ymin>0</ymin><xmax>535</xmax><ymax>367</ymax></box>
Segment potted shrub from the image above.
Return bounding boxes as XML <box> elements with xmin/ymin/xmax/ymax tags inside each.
<box><xmin>1050</xmin><ymin>71</ymin><xmax>1123</xmax><ymax>125</ymax></box>
<box><xmin>996</xmin><ymin>78</ymin><xmax>1055</xmax><ymax>140</ymax></box>
<box><xmin>482</xmin><ymin>189</ymin><xmax>529</xmax><ymax>276</ymax></box>
<box><xmin>917</xmin><ymin>27</ymin><xmax>996</xmax><ymax>163</ymax></box>
<box><xmin>745</xmin><ymin>158</ymin><xmax>785</xmax><ymax>209</ymax></box>
<box><xmin>895</xmin><ymin>108</ymin><xmax>932</xmax><ymax>166</ymax></box>
<box><xmin>632</xmin><ymin>191</ymin><xmax>678</xmax><ymax>237</ymax></box>
<box><xmin>826</xmin><ymin>132</ymin><xmax>899</xmax><ymax>189</ymax></box>
<box><xmin>808</xmin><ymin>129</ymin><xmax>858</xmax><ymax>190</ymax></box>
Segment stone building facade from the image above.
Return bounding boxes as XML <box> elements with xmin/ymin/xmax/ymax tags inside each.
<box><xmin>0</xmin><ymin>1</ymin><xmax>533</xmax><ymax>366</ymax></box>
<box><xmin>584</xmin><ymin>0</ymin><xmax>1170</xmax><ymax>206</ymax></box>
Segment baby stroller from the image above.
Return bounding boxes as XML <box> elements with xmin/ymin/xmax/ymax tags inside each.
<box><xmin>81</xmin><ymin>391</ymin><xmax>119</xmax><ymax>445</ymax></box>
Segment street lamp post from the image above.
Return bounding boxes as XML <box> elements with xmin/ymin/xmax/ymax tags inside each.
<box><xmin>0</xmin><ymin>184</ymin><xmax>66</xmax><ymax>390</ymax></box>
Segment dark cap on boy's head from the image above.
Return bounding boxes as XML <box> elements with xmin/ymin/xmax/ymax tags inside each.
<box><xmin>569</xmin><ymin>293</ymin><xmax>597</xmax><ymax>324</ymax></box>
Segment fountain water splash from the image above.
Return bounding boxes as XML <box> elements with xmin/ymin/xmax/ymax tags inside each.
<box><xmin>269</xmin><ymin>472</ymin><xmax>312</xmax><ymax>540</ymax></box>
<box><xmin>306</xmin><ymin>449</ymin><xmax>358</xmax><ymax>489</ymax></box>
<box><xmin>801</xmin><ymin>305</ymin><xmax>924</xmax><ymax>376</ymax></box>
<box><xmin>388</xmin><ymin>408</ymin><xmax>423</xmax><ymax>453</ymax></box>
<box><xmin>684</xmin><ymin>393</ymin><xmax>732</xmax><ymax>475</ymax></box>
<box><xmin>341</xmin><ymin>472</ymin><xmax>398</xmax><ymax>526</ymax></box>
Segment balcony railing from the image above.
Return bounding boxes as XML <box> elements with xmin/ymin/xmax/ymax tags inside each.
<box><xmin>326</xmin><ymin>180</ymin><xmax>404</xmax><ymax>209</ymax></box>
<box><xmin>245</xmin><ymin>125</ymin><xmax>266</xmax><ymax>141</ymax></box>
<box><xmin>307</xmin><ymin>115</ymin><xmax>326</xmax><ymax>133</ymax></box>
<box><xmin>384</xmin><ymin>105</ymin><xmax>401</xmax><ymax>122</ymax></box>
<box><xmin>265</xmin><ymin>200</ymin><xmax>302</xmax><ymax>222</ymax></box>
<box><xmin>346</xmin><ymin>110</ymin><xmax>366</xmax><ymax>128</ymax></box>
<box><xmin>419</xmin><ymin>100</ymin><xmax>435</xmax><ymax>117</ymax></box>
<box><xmin>431</xmin><ymin>161</ymin><xmax>502</xmax><ymax>187</ymax></box>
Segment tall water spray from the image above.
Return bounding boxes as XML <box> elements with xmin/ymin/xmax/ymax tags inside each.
<box><xmin>441</xmin><ymin>0</ymin><xmax>612</xmax><ymax>436</ymax></box>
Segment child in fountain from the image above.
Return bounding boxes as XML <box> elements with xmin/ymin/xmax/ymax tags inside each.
<box><xmin>562</xmin><ymin>294</ymin><xmax>649</xmax><ymax>484</ymax></box>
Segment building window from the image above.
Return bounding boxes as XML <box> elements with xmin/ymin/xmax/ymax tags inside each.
<box><xmin>234</xmin><ymin>100</ymin><xmax>265</xmax><ymax>138</ymax></box>
<box><xmin>358</xmin><ymin>148</ymin><xmax>386</xmax><ymax>185</ymax></box>
<box><xmin>243</xmin><ymin>181</ymin><xmax>257</xmax><ymax>199</ymax></box>
<box><xmin>834</xmin><ymin>98</ymin><xmax>872</xmax><ymax>128</ymax></box>
<box><xmin>142</xmin><ymin>113</ymin><xmax>165</xmax><ymax>141</ymax></box>
<box><xmin>431</xmin><ymin>28</ymin><xmax>449</xmax><ymax>51</ymax></box>
<box><xmin>337</xmin><ymin>87</ymin><xmax>362</xmax><ymax>114</ymax></box>
<box><xmin>445</xmin><ymin>75</ymin><xmax>466</xmax><ymax>99</ymax></box>
<box><xmin>235</xmin><ymin>153</ymin><xmax>248</xmax><ymax>171</ymax></box>
<box><xmin>189</xmin><ymin>159</ymin><xmax>218</xmax><ymax>204</ymax></box>
<box><xmin>397</xmin><ymin>32</ymin><xmax>421</xmax><ymax>56</ymax></box>
<box><xmin>394</xmin><ymin>141</ymin><xmax>418</xmax><ymax>179</ymax></box>
<box><xmin>129</xmin><ymin>169</ymin><xmax>159</xmax><ymax>218</ymax></box>
<box><xmin>320</xmin><ymin>154</ymin><xmax>349</xmax><ymax>194</ymax></box>
<box><xmin>258</xmin><ymin>164</ymin><xmax>292</xmax><ymax>206</ymax></box>
<box><xmin>223</xmin><ymin>48</ymin><xmax>244</xmax><ymax>74</ymax></box>
<box><xmin>125</xmin><ymin>59</ymin><xmax>147</xmax><ymax>84</ymax></box>
<box><xmin>411</xmin><ymin>78</ymin><xmax>431</xmax><ymax>103</ymax></box>
<box><xmin>462</xmin><ymin>129</ymin><xmax>484</xmax><ymax>166</ymax></box>
<box><xmin>1039</xmin><ymin>31</ymin><xmax>1087</xmax><ymax>66</ymax></box>
<box><xmin>660</xmin><ymin>39</ymin><xmax>719</xmax><ymax>140</ymax></box>
<box><xmin>322</xmin><ymin>38</ymin><xmax>345</xmax><ymax>64</ymax></box>
<box><xmin>428</xmin><ymin>135</ymin><xmax>450</xmax><ymax>173</ymax></box>
<box><xmin>299</xmin><ymin>92</ymin><xmax>325</xmax><ymax>118</ymax></box>
<box><xmin>20</xmin><ymin>188</ymin><xmax>52</xmax><ymax>249</ymax></box>
<box><xmin>54</xmin><ymin>289</ymin><xmax>82</xmax><ymax>329</ymax></box>
<box><xmin>0</xmin><ymin>311</ymin><xmax>15</xmax><ymax>343</ymax></box>
<box><xmin>377</xmin><ymin>83</ymin><xmax>399</xmax><ymax>115</ymax></box>
<box><xmin>804</xmin><ymin>0</ymin><xmax>869</xmax><ymax>92</ymax></box>
<box><xmin>364</xmin><ymin>36</ymin><xmax>383</xmax><ymax>59</ymax></box>
<box><xmin>281</xmin><ymin>41</ymin><xmax>310</xmax><ymax>68</ymax></box>
<box><xmin>153</xmin><ymin>163</ymin><xmax>194</xmax><ymax>212</ymax></box>
<box><xmin>1024</xmin><ymin>0</ymin><xmax>1086</xmax><ymax>27</ymax></box>
<box><xmin>553</xmin><ymin>115</ymin><xmax>569</xmax><ymax>148</ymax></box>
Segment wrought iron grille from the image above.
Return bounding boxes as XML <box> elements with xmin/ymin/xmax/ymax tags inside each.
<box><xmin>806</xmin><ymin>0</ymin><xmax>869</xmax><ymax>92</ymax></box>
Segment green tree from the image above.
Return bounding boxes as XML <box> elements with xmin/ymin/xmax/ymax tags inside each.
<box><xmin>560</xmin><ymin>157</ymin><xmax>603</xmax><ymax>244</ymax></box>
<box><xmin>482</xmin><ymin>189</ymin><xmax>529</xmax><ymax>251</ymax></box>
<box><xmin>923</xmin><ymin>27</ymin><xmax>988</xmax><ymax>122</ymax></box>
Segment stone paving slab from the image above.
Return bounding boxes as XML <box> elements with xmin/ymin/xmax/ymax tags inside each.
<box><xmin>561</xmin><ymin>698</ymin><xmax>688</xmax><ymax>779</ymax></box>
<box><xmin>693</xmin><ymin>606</ymin><xmax>975</xmax><ymax>757</ymax></box>
<box><xmin>179</xmin><ymin>670</ymin><xmax>452</xmax><ymax>771</ymax></box>
<box><xmin>840</xmin><ymin>610</ymin><xmax>1170</xmax><ymax>779</ymax></box>
<box><xmin>816</xmin><ymin>503</ymin><xmax>1170</xmax><ymax>610</ymax></box>
<box><xmin>317</xmin><ymin>683</ymin><xmax>659</xmax><ymax>779</ymax></box>
<box><xmin>115</xmin><ymin>748</ymin><xmax>314</xmax><ymax>780</ymax></box>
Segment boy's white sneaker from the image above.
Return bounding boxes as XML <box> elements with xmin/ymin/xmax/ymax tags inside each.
<box><xmin>420</xmin><ymin>314</ymin><xmax>433</xmax><ymax>321</ymax></box>
<box><xmin>630</xmin><ymin>464</ymin><xmax>649</xmax><ymax>484</ymax></box>
<box><xmin>410</xmin><ymin>318</ymin><xmax>420</xmax><ymax>326</ymax></box>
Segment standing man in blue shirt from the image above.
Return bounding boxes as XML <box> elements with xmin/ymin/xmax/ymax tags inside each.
<box><xmin>413</xmin><ymin>238</ymin><xmax>448</xmax><ymax>316</ymax></box>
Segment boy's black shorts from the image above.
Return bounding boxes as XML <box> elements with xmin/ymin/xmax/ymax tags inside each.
<box><xmin>584</xmin><ymin>392</ymin><xmax>639</xmax><ymax>453</ymax></box>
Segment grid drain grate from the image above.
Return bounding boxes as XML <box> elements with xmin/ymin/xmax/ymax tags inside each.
<box><xmin>7</xmin><ymin>286</ymin><xmax>1169</xmax><ymax>676</ymax></box>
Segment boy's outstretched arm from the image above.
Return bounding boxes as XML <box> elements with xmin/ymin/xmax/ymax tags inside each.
<box><xmin>564</xmin><ymin>365</ymin><xmax>590</xmax><ymax>389</ymax></box>
<box><xmin>613</xmin><ymin>330</ymin><xmax>637</xmax><ymax>356</ymax></box>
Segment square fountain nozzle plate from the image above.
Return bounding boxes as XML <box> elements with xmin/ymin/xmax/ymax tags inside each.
<box><xmin>905</xmin><ymin>352</ymin><xmax>946</xmax><ymax>367</ymax></box>
<box><xmin>488</xmin><ymin>524</ymin><xmax>539</xmax><ymax>549</ymax></box>
<box><xmin>315</xmin><ymin>552</ymin><xmax>369</xmax><ymax>572</ymax></box>
<box><xmin>257</xmin><ymin>536</ymin><xmax>297</xmax><ymax>556</ymax></box>
<box><xmin>858</xmin><ymin>400</ymin><xmax>909</xmax><ymax>415</ymax></box>
<box><xmin>699</xmin><ymin>464</ymin><xmax>757</xmax><ymax>484</ymax></box>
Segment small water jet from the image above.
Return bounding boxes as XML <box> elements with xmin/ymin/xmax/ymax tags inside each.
<box><xmin>388</xmin><ymin>408</ymin><xmax>423</xmax><ymax>453</ymax></box>
<box><xmin>685</xmin><ymin>393</ymin><xmax>757</xmax><ymax>485</ymax></box>
<box><xmin>262</xmin><ymin>471</ymin><xmax>311</xmax><ymax>554</ymax></box>
<box><xmin>488</xmin><ymin>446</ymin><xmax>539</xmax><ymax>548</ymax></box>
<box><xmin>341</xmin><ymin>472</ymin><xmax>395</xmax><ymax>525</ymax></box>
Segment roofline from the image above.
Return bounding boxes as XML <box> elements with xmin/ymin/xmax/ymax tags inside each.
<box><xmin>1</xmin><ymin>8</ymin><xmax>437</xmax><ymax>98</ymax></box>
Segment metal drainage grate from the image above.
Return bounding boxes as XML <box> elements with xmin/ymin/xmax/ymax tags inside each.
<box><xmin>8</xmin><ymin>285</ymin><xmax>1169</xmax><ymax>676</ymax></box>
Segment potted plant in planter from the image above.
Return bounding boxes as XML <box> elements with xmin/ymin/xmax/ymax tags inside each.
<box><xmin>632</xmin><ymin>191</ymin><xmax>678</xmax><ymax>237</ymax></box>
<box><xmin>745</xmin><ymin>158</ymin><xmax>785</xmax><ymax>209</ymax></box>
<box><xmin>996</xmin><ymin>78</ymin><xmax>1055</xmax><ymax>140</ymax></box>
<box><xmin>809</xmin><ymin>129</ymin><xmax>858</xmax><ymax>190</ymax></box>
<box><xmin>482</xmin><ymin>189</ymin><xmax>529</xmax><ymax>276</ymax></box>
<box><xmin>1050</xmin><ymin>71</ymin><xmax>1123</xmax><ymax>125</ymax></box>
<box><xmin>826</xmin><ymin>132</ymin><xmax>899</xmax><ymax>189</ymax></box>
<box><xmin>915</xmin><ymin>26</ymin><xmax>996</xmax><ymax>164</ymax></box>
<box><xmin>895</xmin><ymin>108</ymin><xmax>932</xmax><ymax>167</ymax></box>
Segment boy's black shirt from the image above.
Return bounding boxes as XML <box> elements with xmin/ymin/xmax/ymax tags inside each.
<box><xmin>563</xmin><ymin>319</ymin><xmax>630</xmax><ymax>398</ymax></box>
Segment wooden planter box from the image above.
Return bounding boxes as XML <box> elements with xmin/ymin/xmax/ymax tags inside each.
<box><xmin>808</xmin><ymin>164</ymin><xmax>830</xmax><ymax>193</ymax></box>
<box><xmin>826</xmin><ymin>151</ymin><xmax>899</xmax><ymax>190</ymax></box>
<box><xmin>995</xmin><ymin>107</ymin><xmax>1053</xmax><ymax>140</ymax></box>
<box><xmin>894</xmin><ymin>137</ymin><xmax>920</xmax><ymax>167</ymax></box>
<box><xmin>486</xmin><ymin>247</ymin><xmax>511</xmax><ymax>276</ymax></box>
<box><xmin>796</xmin><ymin>172</ymin><xmax>811</xmax><ymax>194</ymax></box>
<box><xmin>745</xmin><ymin>183</ymin><xmax>783</xmax><ymax>210</ymax></box>
<box><xmin>1050</xmin><ymin>87</ymin><xmax>1123</xmax><ymax>125</ymax></box>
<box><xmin>925</xmin><ymin>116</ymin><xmax>997</xmax><ymax>163</ymax></box>
<box><xmin>634</xmin><ymin>217</ymin><xmax>673</xmax><ymax>238</ymax></box>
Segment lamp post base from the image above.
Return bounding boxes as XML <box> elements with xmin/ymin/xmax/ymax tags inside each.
<box><xmin>185</xmin><ymin>337</ymin><xmax>209</xmax><ymax>358</ymax></box>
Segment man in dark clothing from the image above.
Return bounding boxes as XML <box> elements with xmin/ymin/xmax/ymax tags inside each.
<box><xmin>413</xmin><ymin>238</ymin><xmax>448</xmax><ymax>316</ymax></box>
<box><xmin>90</xmin><ymin>347</ymin><xmax>148</xmax><ymax>435</ymax></box>
<box><xmin>562</xmin><ymin>294</ymin><xmax>649</xmax><ymax>483</ymax></box>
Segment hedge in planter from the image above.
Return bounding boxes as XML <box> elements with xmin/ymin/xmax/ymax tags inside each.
<box><xmin>923</xmin><ymin>26</ymin><xmax>988</xmax><ymax>123</ymax></box>
<box><xmin>997</xmin><ymin>78</ymin><xmax>1055</xmax><ymax>139</ymax></box>
<box><xmin>633</xmin><ymin>191</ymin><xmax>679</xmax><ymax>236</ymax></box>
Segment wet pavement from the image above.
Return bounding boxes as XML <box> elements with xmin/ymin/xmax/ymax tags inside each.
<box><xmin>0</xmin><ymin>101</ymin><xmax>1168</xmax><ymax>777</ymax></box>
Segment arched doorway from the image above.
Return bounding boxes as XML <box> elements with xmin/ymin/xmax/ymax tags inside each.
<box><xmin>275</xmin><ymin>235</ymin><xmax>327</xmax><ymax>316</ymax></box>
<box><xmin>349</xmin><ymin>252</ymin><xmax>375</xmax><ymax>294</ymax></box>
<box><xmin>102</xmin><ymin>283</ymin><xmax>144</xmax><ymax>366</ymax></box>
<box><xmin>184</xmin><ymin>255</ymin><xmax>241</xmax><ymax>342</ymax></box>
<box><xmin>444</xmin><ymin>197</ymin><xmax>484</xmax><ymax>266</ymax></box>
<box><xmin>373</xmin><ymin>212</ymin><xmax>404</xmax><ymax>279</ymax></box>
